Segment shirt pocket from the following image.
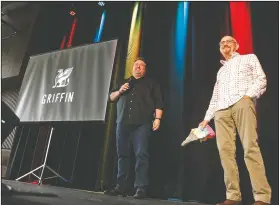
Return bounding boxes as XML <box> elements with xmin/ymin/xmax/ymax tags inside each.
<box><xmin>238</xmin><ymin>62</ymin><xmax>252</xmax><ymax>79</ymax></box>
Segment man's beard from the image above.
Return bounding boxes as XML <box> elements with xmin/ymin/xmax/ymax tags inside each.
<box><xmin>223</xmin><ymin>46</ymin><xmax>230</xmax><ymax>51</ymax></box>
<box><xmin>223</xmin><ymin>48</ymin><xmax>232</xmax><ymax>55</ymax></box>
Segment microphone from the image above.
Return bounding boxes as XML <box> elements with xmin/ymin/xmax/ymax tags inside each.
<box><xmin>127</xmin><ymin>76</ymin><xmax>135</xmax><ymax>89</ymax></box>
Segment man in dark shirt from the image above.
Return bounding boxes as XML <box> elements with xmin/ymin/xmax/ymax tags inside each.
<box><xmin>105</xmin><ymin>57</ymin><xmax>164</xmax><ymax>199</ymax></box>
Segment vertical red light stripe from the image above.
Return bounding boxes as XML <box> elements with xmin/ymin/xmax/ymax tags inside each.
<box><xmin>67</xmin><ymin>17</ymin><xmax>77</xmax><ymax>48</ymax></box>
<box><xmin>60</xmin><ymin>35</ymin><xmax>67</xmax><ymax>49</ymax></box>
<box><xmin>230</xmin><ymin>2</ymin><xmax>253</xmax><ymax>54</ymax></box>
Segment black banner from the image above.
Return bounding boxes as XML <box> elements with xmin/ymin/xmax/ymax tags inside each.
<box><xmin>16</xmin><ymin>40</ymin><xmax>118</xmax><ymax>122</ymax></box>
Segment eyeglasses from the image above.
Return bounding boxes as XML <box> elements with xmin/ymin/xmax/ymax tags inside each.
<box><xmin>219</xmin><ymin>39</ymin><xmax>236</xmax><ymax>46</ymax></box>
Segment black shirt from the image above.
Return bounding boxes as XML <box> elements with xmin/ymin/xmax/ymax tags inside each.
<box><xmin>110</xmin><ymin>76</ymin><xmax>164</xmax><ymax>125</ymax></box>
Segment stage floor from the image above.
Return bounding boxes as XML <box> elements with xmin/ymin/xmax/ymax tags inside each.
<box><xmin>1</xmin><ymin>180</ymin><xmax>212</xmax><ymax>205</ymax></box>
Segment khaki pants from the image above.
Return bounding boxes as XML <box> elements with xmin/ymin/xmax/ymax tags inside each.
<box><xmin>214</xmin><ymin>98</ymin><xmax>272</xmax><ymax>203</ymax></box>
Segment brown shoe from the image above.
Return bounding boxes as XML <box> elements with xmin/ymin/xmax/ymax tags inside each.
<box><xmin>252</xmin><ymin>201</ymin><xmax>269</xmax><ymax>205</ymax></box>
<box><xmin>217</xmin><ymin>199</ymin><xmax>242</xmax><ymax>205</ymax></box>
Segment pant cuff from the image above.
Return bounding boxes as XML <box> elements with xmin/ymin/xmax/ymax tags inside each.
<box><xmin>254</xmin><ymin>196</ymin><xmax>271</xmax><ymax>204</ymax></box>
<box><xmin>227</xmin><ymin>192</ymin><xmax>242</xmax><ymax>201</ymax></box>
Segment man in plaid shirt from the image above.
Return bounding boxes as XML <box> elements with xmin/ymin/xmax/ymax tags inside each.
<box><xmin>199</xmin><ymin>36</ymin><xmax>271</xmax><ymax>205</ymax></box>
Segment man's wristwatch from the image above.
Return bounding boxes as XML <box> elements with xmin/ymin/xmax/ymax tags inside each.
<box><xmin>155</xmin><ymin>118</ymin><xmax>161</xmax><ymax>120</ymax></box>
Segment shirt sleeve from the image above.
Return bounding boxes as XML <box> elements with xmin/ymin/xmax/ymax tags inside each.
<box><xmin>108</xmin><ymin>80</ymin><xmax>123</xmax><ymax>103</ymax></box>
<box><xmin>110</xmin><ymin>81</ymin><xmax>121</xmax><ymax>93</ymax></box>
<box><xmin>245</xmin><ymin>54</ymin><xmax>267</xmax><ymax>99</ymax></box>
<box><xmin>204</xmin><ymin>81</ymin><xmax>219</xmax><ymax>122</ymax></box>
<box><xmin>153</xmin><ymin>80</ymin><xmax>164</xmax><ymax>110</ymax></box>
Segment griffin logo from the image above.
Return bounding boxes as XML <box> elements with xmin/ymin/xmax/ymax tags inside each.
<box><xmin>52</xmin><ymin>67</ymin><xmax>73</xmax><ymax>88</ymax></box>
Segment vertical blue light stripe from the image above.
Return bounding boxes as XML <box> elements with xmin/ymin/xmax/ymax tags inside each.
<box><xmin>169</xmin><ymin>1</ymin><xmax>189</xmax><ymax>102</ymax></box>
<box><xmin>165</xmin><ymin>2</ymin><xmax>190</xmax><ymax>193</ymax></box>
<box><xmin>167</xmin><ymin>1</ymin><xmax>189</xmax><ymax>142</ymax></box>
<box><xmin>175</xmin><ymin>2</ymin><xmax>189</xmax><ymax>82</ymax></box>
<box><xmin>94</xmin><ymin>10</ymin><xmax>106</xmax><ymax>42</ymax></box>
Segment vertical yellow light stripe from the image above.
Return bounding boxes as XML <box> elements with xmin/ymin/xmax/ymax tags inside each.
<box><xmin>124</xmin><ymin>2</ymin><xmax>144</xmax><ymax>79</ymax></box>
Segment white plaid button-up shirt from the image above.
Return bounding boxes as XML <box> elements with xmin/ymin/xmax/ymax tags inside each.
<box><xmin>204</xmin><ymin>52</ymin><xmax>267</xmax><ymax>122</ymax></box>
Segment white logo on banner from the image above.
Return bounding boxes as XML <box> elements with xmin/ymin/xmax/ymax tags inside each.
<box><xmin>42</xmin><ymin>67</ymin><xmax>75</xmax><ymax>104</ymax></box>
<box><xmin>52</xmin><ymin>67</ymin><xmax>73</xmax><ymax>88</ymax></box>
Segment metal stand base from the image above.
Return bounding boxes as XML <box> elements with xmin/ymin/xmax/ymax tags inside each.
<box><xmin>16</xmin><ymin>127</ymin><xmax>68</xmax><ymax>185</ymax></box>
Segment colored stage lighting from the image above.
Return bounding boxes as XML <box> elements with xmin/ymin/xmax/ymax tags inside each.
<box><xmin>98</xmin><ymin>1</ymin><xmax>105</xmax><ymax>7</ymax></box>
<box><xmin>69</xmin><ymin>10</ymin><xmax>76</xmax><ymax>16</ymax></box>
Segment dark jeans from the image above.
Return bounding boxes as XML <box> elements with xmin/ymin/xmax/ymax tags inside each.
<box><xmin>116</xmin><ymin>123</ymin><xmax>152</xmax><ymax>189</ymax></box>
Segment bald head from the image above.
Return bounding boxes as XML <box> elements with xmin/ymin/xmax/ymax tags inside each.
<box><xmin>220</xmin><ymin>36</ymin><xmax>237</xmax><ymax>43</ymax></box>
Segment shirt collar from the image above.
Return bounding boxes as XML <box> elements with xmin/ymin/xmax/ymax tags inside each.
<box><xmin>220</xmin><ymin>52</ymin><xmax>240</xmax><ymax>65</ymax></box>
<box><xmin>132</xmin><ymin>75</ymin><xmax>145</xmax><ymax>81</ymax></box>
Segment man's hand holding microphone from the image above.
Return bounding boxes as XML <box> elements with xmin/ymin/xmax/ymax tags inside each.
<box><xmin>109</xmin><ymin>83</ymin><xmax>130</xmax><ymax>102</ymax></box>
<box><xmin>118</xmin><ymin>83</ymin><xmax>130</xmax><ymax>95</ymax></box>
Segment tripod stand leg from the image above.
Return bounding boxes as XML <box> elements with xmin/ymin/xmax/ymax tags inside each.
<box><xmin>38</xmin><ymin>127</ymin><xmax>55</xmax><ymax>184</ymax></box>
<box><xmin>16</xmin><ymin>165</ymin><xmax>43</xmax><ymax>181</ymax></box>
<box><xmin>46</xmin><ymin>165</ymin><xmax>68</xmax><ymax>182</ymax></box>
<box><xmin>15</xmin><ymin>126</ymin><xmax>69</xmax><ymax>185</ymax></box>
<box><xmin>38</xmin><ymin>164</ymin><xmax>46</xmax><ymax>185</ymax></box>
<box><xmin>31</xmin><ymin>172</ymin><xmax>40</xmax><ymax>179</ymax></box>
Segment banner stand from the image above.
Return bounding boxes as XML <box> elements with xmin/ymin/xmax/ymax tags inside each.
<box><xmin>15</xmin><ymin>126</ymin><xmax>69</xmax><ymax>185</ymax></box>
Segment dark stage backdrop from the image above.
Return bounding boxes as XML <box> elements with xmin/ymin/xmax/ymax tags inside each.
<box><xmin>1</xmin><ymin>3</ymin><xmax>40</xmax><ymax>79</ymax></box>
<box><xmin>1</xmin><ymin>2</ymin><xmax>41</xmax><ymax>150</ymax></box>
<box><xmin>16</xmin><ymin>40</ymin><xmax>117</xmax><ymax>122</ymax></box>
<box><xmin>6</xmin><ymin>2</ymin><xmax>278</xmax><ymax>205</ymax></box>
